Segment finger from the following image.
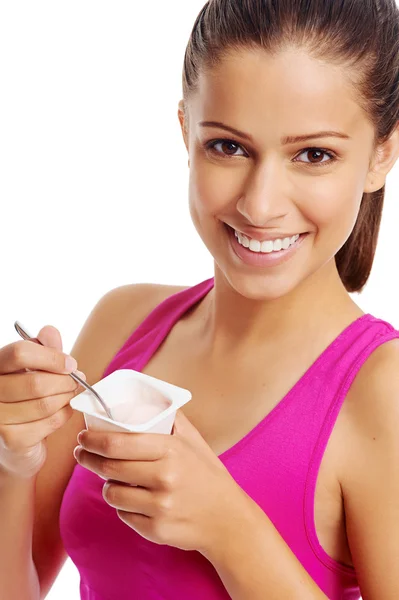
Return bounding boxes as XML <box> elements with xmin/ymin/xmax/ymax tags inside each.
<box><xmin>172</xmin><ymin>409</ymin><xmax>195</xmax><ymax>435</ymax></box>
<box><xmin>14</xmin><ymin>325</ymin><xmax>63</xmax><ymax>378</ymax></box>
<box><xmin>0</xmin><ymin>404</ymin><xmax>74</xmax><ymax>452</ymax></box>
<box><xmin>0</xmin><ymin>341</ymin><xmax>77</xmax><ymax>376</ymax></box>
<box><xmin>36</xmin><ymin>325</ymin><xmax>63</xmax><ymax>352</ymax></box>
<box><xmin>102</xmin><ymin>481</ymin><xmax>155</xmax><ymax>517</ymax></box>
<box><xmin>0</xmin><ymin>389</ymin><xmax>81</xmax><ymax>425</ymax></box>
<box><xmin>172</xmin><ymin>409</ymin><xmax>212</xmax><ymax>451</ymax></box>
<box><xmin>0</xmin><ymin>370</ymin><xmax>84</xmax><ymax>403</ymax></box>
<box><xmin>74</xmin><ymin>448</ymin><xmax>163</xmax><ymax>489</ymax></box>
<box><xmin>78</xmin><ymin>430</ymin><xmax>171</xmax><ymax>461</ymax></box>
<box><xmin>116</xmin><ymin>510</ymin><xmax>152</xmax><ymax>537</ymax></box>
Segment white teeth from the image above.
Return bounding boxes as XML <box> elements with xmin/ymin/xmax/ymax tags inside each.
<box><xmin>249</xmin><ymin>239</ymin><xmax>261</xmax><ymax>252</ymax></box>
<box><xmin>261</xmin><ymin>239</ymin><xmax>274</xmax><ymax>253</ymax></box>
<box><xmin>234</xmin><ymin>230</ymin><xmax>300</xmax><ymax>253</ymax></box>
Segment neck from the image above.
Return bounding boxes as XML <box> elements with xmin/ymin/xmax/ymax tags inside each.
<box><xmin>198</xmin><ymin>261</ymin><xmax>362</xmax><ymax>359</ymax></box>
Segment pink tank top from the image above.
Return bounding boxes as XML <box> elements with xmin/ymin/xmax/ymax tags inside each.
<box><xmin>60</xmin><ymin>277</ymin><xmax>399</xmax><ymax>599</ymax></box>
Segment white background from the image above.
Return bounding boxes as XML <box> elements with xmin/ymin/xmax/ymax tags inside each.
<box><xmin>1</xmin><ymin>2</ymin><xmax>398</xmax><ymax>598</ymax></box>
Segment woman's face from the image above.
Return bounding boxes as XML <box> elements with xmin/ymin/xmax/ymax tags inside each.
<box><xmin>179</xmin><ymin>47</ymin><xmax>378</xmax><ymax>300</ymax></box>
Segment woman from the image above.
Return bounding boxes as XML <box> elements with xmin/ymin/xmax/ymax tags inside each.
<box><xmin>1</xmin><ymin>1</ymin><xmax>399</xmax><ymax>598</ymax></box>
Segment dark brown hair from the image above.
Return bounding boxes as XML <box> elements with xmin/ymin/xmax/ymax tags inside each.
<box><xmin>181</xmin><ymin>0</ymin><xmax>399</xmax><ymax>293</ymax></box>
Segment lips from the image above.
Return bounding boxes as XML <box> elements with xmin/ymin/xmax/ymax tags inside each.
<box><xmin>225</xmin><ymin>222</ymin><xmax>309</xmax><ymax>268</ymax></box>
<box><xmin>224</xmin><ymin>223</ymin><xmax>303</xmax><ymax>244</ymax></box>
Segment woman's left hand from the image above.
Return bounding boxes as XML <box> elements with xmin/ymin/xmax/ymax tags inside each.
<box><xmin>74</xmin><ymin>409</ymin><xmax>247</xmax><ymax>556</ymax></box>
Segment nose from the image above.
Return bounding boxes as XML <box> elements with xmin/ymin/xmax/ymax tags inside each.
<box><xmin>236</xmin><ymin>161</ymin><xmax>290</xmax><ymax>226</ymax></box>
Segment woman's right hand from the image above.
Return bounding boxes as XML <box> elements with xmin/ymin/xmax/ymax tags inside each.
<box><xmin>0</xmin><ymin>325</ymin><xmax>86</xmax><ymax>480</ymax></box>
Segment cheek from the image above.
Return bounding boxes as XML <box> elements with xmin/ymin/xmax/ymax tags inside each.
<box><xmin>188</xmin><ymin>163</ymin><xmax>231</xmax><ymax>246</ymax></box>
<box><xmin>189</xmin><ymin>154</ymin><xmax>243</xmax><ymax>216</ymax></box>
<box><xmin>305</xmin><ymin>182</ymin><xmax>363</xmax><ymax>245</ymax></box>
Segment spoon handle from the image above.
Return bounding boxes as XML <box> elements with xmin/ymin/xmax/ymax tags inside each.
<box><xmin>13</xmin><ymin>321</ymin><xmax>114</xmax><ymax>420</ymax></box>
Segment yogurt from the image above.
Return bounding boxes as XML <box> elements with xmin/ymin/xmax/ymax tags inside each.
<box><xmin>97</xmin><ymin>378</ymin><xmax>171</xmax><ymax>426</ymax></box>
<box><xmin>70</xmin><ymin>368</ymin><xmax>192</xmax><ymax>435</ymax></box>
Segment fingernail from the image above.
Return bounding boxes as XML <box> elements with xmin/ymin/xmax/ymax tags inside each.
<box><xmin>65</xmin><ymin>355</ymin><xmax>78</xmax><ymax>373</ymax></box>
<box><xmin>75</xmin><ymin>370</ymin><xmax>87</xmax><ymax>380</ymax></box>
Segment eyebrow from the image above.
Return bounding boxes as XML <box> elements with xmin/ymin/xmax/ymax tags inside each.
<box><xmin>199</xmin><ymin>121</ymin><xmax>351</xmax><ymax>145</ymax></box>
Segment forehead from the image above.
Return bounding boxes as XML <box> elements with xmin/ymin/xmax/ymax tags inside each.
<box><xmin>190</xmin><ymin>48</ymin><xmax>368</xmax><ymax>140</ymax></box>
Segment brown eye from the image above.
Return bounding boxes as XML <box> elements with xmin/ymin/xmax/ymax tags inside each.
<box><xmin>295</xmin><ymin>148</ymin><xmax>336</xmax><ymax>167</ymax></box>
<box><xmin>309</xmin><ymin>150</ymin><xmax>323</xmax><ymax>162</ymax></box>
<box><xmin>220</xmin><ymin>141</ymin><xmax>240</xmax><ymax>156</ymax></box>
<box><xmin>307</xmin><ymin>149</ymin><xmax>325</xmax><ymax>163</ymax></box>
<box><xmin>206</xmin><ymin>139</ymin><xmax>246</xmax><ymax>158</ymax></box>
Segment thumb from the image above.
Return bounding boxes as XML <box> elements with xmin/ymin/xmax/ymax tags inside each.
<box><xmin>35</xmin><ymin>325</ymin><xmax>63</xmax><ymax>352</ymax></box>
<box><xmin>172</xmin><ymin>409</ymin><xmax>208</xmax><ymax>446</ymax></box>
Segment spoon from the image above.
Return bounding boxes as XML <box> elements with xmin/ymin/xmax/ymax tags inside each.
<box><xmin>14</xmin><ymin>321</ymin><xmax>114</xmax><ymax>420</ymax></box>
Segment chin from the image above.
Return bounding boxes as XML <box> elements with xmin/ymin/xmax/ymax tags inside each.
<box><xmin>215</xmin><ymin>263</ymin><xmax>301</xmax><ymax>302</ymax></box>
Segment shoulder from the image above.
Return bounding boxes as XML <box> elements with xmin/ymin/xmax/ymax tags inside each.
<box><xmin>71</xmin><ymin>282</ymin><xmax>189</xmax><ymax>383</ymax></box>
<box><xmin>90</xmin><ymin>282</ymin><xmax>189</xmax><ymax>329</ymax></box>
<box><xmin>92</xmin><ymin>280</ymin><xmax>190</xmax><ymax>332</ymax></box>
<box><xmin>339</xmin><ymin>337</ymin><xmax>399</xmax><ymax>598</ymax></box>
<box><xmin>342</xmin><ymin>336</ymin><xmax>399</xmax><ymax>440</ymax></box>
<box><xmin>99</xmin><ymin>282</ymin><xmax>190</xmax><ymax>317</ymax></box>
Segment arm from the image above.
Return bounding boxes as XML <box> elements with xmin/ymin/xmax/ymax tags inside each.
<box><xmin>0</xmin><ymin>283</ymin><xmax>186</xmax><ymax>600</ymax></box>
<box><xmin>0</xmin><ymin>472</ymin><xmax>41</xmax><ymax>600</ymax></box>
<box><xmin>204</xmin><ymin>340</ymin><xmax>399</xmax><ymax>600</ymax></box>
<box><xmin>202</xmin><ymin>491</ymin><xmax>327</xmax><ymax>600</ymax></box>
<box><xmin>338</xmin><ymin>340</ymin><xmax>399</xmax><ymax>599</ymax></box>
<box><xmin>33</xmin><ymin>283</ymin><xmax>188</xmax><ymax>598</ymax></box>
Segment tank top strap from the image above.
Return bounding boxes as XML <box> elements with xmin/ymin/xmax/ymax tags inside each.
<box><xmin>102</xmin><ymin>277</ymin><xmax>214</xmax><ymax>378</ymax></box>
<box><xmin>271</xmin><ymin>314</ymin><xmax>399</xmax><ymax>481</ymax></box>
<box><xmin>303</xmin><ymin>315</ymin><xmax>399</xmax><ymax>571</ymax></box>
<box><xmin>307</xmin><ymin>314</ymin><xmax>399</xmax><ymax>460</ymax></box>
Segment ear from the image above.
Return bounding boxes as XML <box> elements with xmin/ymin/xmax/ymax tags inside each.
<box><xmin>364</xmin><ymin>121</ymin><xmax>399</xmax><ymax>193</ymax></box>
<box><xmin>178</xmin><ymin>99</ymin><xmax>190</xmax><ymax>166</ymax></box>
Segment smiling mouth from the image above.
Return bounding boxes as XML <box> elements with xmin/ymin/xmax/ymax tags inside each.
<box><xmin>223</xmin><ymin>221</ymin><xmax>310</xmax><ymax>267</ymax></box>
<box><xmin>224</xmin><ymin>223</ymin><xmax>306</xmax><ymax>246</ymax></box>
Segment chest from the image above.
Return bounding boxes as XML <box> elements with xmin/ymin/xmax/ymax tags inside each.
<box><xmin>140</xmin><ymin>325</ymin><xmax>354</xmax><ymax>568</ymax></box>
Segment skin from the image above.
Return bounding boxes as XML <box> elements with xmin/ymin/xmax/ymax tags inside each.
<box><xmin>73</xmin><ymin>47</ymin><xmax>399</xmax><ymax>598</ymax></box>
<box><xmin>177</xmin><ymin>47</ymin><xmax>399</xmax><ymax>357</ymax></box>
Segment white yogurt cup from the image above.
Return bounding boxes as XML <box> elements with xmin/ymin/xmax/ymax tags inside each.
<box><xmin>70</xmin><ymin>369</ymin><xmax>192</xmax><ymax>434</ymax></box>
